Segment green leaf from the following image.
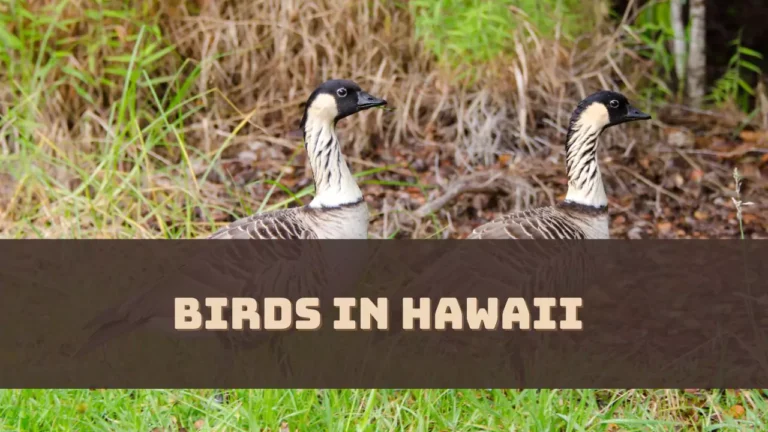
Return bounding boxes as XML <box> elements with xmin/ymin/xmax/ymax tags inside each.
<box><xmin>740</xmin><ymin>61</ymin><xmax>762</xmax><ymax>74</ymax></box>
<box><xmin>737</xmin><ymin>78</ymin><xmax>755</xmax><ymax>95</ymax></box>
<box><xmin>140</xmin><ymin>44</ymin><xmax>178</xmax><ymax>67</ymax></box>
<box><xmin>104</xmin><ymin>67</ymin><xmax>130</xmax><ymax>77</ymax></box>
<box><xmin>0</xmin><ymin>27</ymin><xmax>23</xmax><ymax>50</ymax></box>
<box><xmin>105</xmin><ymin>55</ymin><xmax>136</xmax><ymax>63</ymax></box>
<box><xmin>73</xmin><ymin>84</ymin><xmax>96</xmax><ymax>104</ymax></box>
<box><xmin>738</xmin><ymin>46</ymin><xmax>763</xmax><ymax>59</ymax></box>
<box><xmin>61</xmin><ymin>66</ymin><xmax>94</xmax><ymax>85</ymax></box>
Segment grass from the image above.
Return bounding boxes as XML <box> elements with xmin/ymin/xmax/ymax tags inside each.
<box><xmin>1</xmin><ymin>389</ymin><xmax>766</xmax><ymax>431</ymax></box>
<box><xmin>0</xmin><ymin>0</ymin><xmax>646</xmax><ymax>239</ymax></box>
<box><xmin>409</xmin><ymin>0</ymin><xmax>608</xmax><ymax>83</ymax></box>
<box><xmin>0</xmin><ymin>0</ymin><xmax>451</xmax><ymax>239</ymax></box>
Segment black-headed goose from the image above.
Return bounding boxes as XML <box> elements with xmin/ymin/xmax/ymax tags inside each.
<box><xmin>469</xmin><ymin>91</ymin><xmax>651</xmax><ymax>239</ymax></box>
<box><xmin>76</xmin><ymin>80</ymin><xmax>385</xmax><ymax>380</ymax></box>
<box><xmin>209</xmin><ymin>79</ymin><xmax>386</xmax><ymax>240</ymax></box>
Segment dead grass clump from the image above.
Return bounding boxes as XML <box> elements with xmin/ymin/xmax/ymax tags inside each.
<box><xmin>5</xmin><ymin>0</ymin><xmax>641</xmax><ymax>160</ymax></box>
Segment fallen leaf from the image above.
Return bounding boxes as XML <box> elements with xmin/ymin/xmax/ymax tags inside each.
<box><xmin>719</xmin><ymin>143</ymin><xmax>764</xmax><ymax>158</ymax></box>
<box><xmin>728</xmin><ymin>404</ymin><xmax>746</xmax><ymax>419</ymax></box>
<box><xmin>657</xmin><ymin>222</ymin><xmax>672</xmax><ymax>234</ymax></box>
<box><xmin>639</xmin><ymin>157</ymin><xmax>651</xmax><ymax>170</ymax></box>
<box><xmin>739</xmin><ymin>130</ymin><xmax>768</xmax><ymax>143</ymax></box>
<box><xmin>743</xmin><ymin>214</ymin><xmax>759</xmax><ymax>224</ymax></box>
<box><xmin>690</xmin><ymin>169</ymin><xmax>704</xmax><ymax>182</ymax></box>
<box><xmin>694</xmin><ymin>210</ymin><xmax>709</xmax><ymax>221</ymax></box>
<box><xmin>194</xmin><ymin>419</ymin><xmax>205</xmax><ymax>430</ymax></box>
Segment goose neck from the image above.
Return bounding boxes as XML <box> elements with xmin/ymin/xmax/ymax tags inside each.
<box><xmin>303</xmin><ymin>118</ymin><xmax>363</xmax><ymax>209</ymax></box>
<box><xmin>563</xmin><ymin>119</ymin><xmax>607</xmax><ymax>208</ymax></box>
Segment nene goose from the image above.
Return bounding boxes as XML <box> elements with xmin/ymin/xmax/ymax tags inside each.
<box><xmin>469</xmin><ymin>90</ymin><xmax>651</xmax><ymax>239</ymax></box>
<box><xmin>209</xmin><ymin>79</ymin><xmax>387</xmax><ymax>239</ymax></box>
<box><xmin>77</xmin><ymin>80</ymin><xmax>386</xmax><ymax>382</ymax></box>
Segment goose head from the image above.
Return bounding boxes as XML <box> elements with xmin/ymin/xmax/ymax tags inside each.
<box><xmin>300</xmin><ymin>79</ymin><xmax>387</xmax><ymax>130</ymax></box>
<box><xmin>562</xmin><ymin>91</ymin><xmax>651</xmax><ymax>208</ymax></box>
<box><xmin>569</xmin><ymin>90</ymin><xmax>651</xmax><ymax>132</ymax></box>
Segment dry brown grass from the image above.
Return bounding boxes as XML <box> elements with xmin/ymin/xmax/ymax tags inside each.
<box><xmin>5</xmin><ymin>0</ymin><xmax>656</xmax><ymax>154</ymax></box>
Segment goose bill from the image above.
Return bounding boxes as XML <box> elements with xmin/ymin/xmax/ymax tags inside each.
<box><xmin>624</xmin><ymin>105</ymin><xmax>651</xmax><ymax>121</ymax></box>
<box><xmin>356</xmin><ymin>91</ymin><xmax>387</xmax><ymax>110</ymax></box>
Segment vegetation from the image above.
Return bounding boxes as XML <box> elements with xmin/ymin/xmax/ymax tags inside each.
<box><xmin>707</xmin><ymin>35</ymin><xmax>764</xmax><ymax>112</ymax></box>
<box><xmin>0</xmin><ymin>0</ymin><xmax>766</xmax><ymax>429</ymax></box>
<box><xmin>409</xmin><ymin>0</ymin><xmax>607</xmax><ymax>81</ymax></box>
<box><xmin>628</xmin><ymin>1</ymin><xmax>764</xmax><ymax>109</ymax></box>
<box><xmin>2</xmin><ymin>389</ymin><xmax>767</xmax><ymax>431</ymax></box>
<box><xmin>0</xmin><ymin>0</ymin><xmax>764</xmax><ymax>240</ymax></box>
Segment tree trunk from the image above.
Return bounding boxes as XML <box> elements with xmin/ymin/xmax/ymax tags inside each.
<box><xmin>687</xmin><ymin>0</ymin><xmax>707</xmax><ymax>107</ymax></box>
<box><xmin>670</xmin><ymin>0</ymin><xmax>687</xmax><ymax>94</ymax></box>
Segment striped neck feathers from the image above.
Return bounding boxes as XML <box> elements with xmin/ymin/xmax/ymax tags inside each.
<box><xmin>302</xmin><ymin>116</ymin><xmax>363</xmax><ymax>209</ymax></box>
<box><xmin>563</xmin><ymin>102</ymin><xmax>609</xmax><ymax>208</ymax></box>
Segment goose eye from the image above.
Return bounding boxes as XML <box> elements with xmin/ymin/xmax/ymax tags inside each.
<box><xmin>609</xmin><ymin>99</ymin><xmax>619</xmax><ymax>108</ymax></box>
<box><xmin>336</xmin><ymin>88</ymin><xmax>348</xmax><ymax>97</ymax></box>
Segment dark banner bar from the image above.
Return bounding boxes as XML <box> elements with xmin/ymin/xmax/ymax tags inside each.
<box><xmin>0</xmin><ymin>240</ymin><xmax>765</xmax><ymax>388</ymax></box>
